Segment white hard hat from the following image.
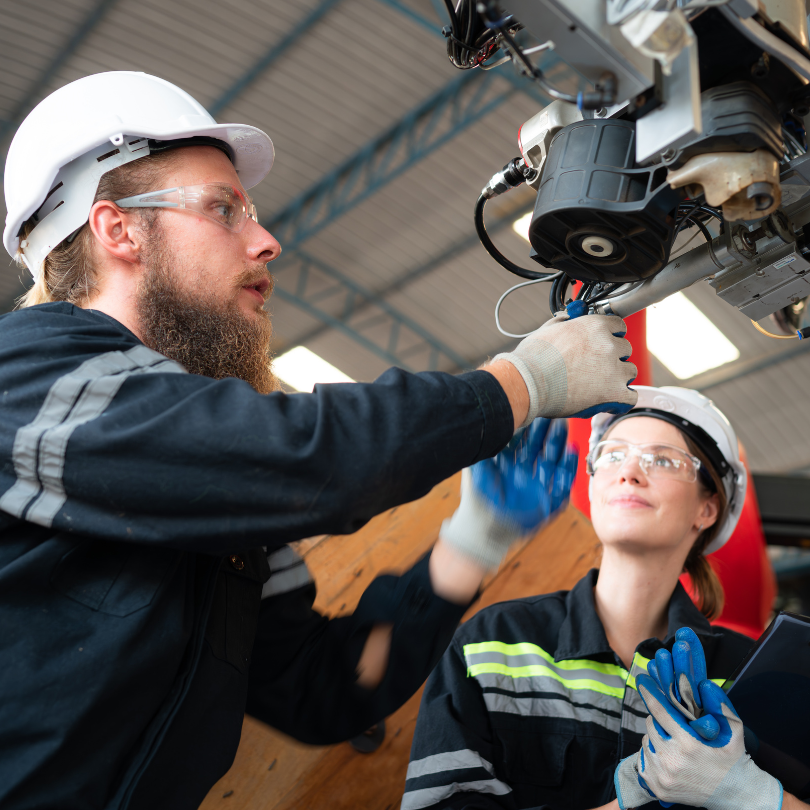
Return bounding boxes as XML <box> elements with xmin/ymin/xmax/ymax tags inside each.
<box><xmin>3</xmin><ymin>71</ymin><xmax>274</xmax><ymax>280</ymax></box>
<box><xmin>588</xmin><ymin>386</ymin><xmax>747</xmax><ymax>554</ymax></box>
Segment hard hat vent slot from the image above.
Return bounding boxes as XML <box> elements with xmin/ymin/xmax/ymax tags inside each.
<box><xmin>97</xmin><ymin>148</ymin><xmax>121</xmax><ymax>163</ymax></box>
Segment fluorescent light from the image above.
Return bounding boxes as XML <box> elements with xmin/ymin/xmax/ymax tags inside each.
<box><xmin>274</xmin><ymin>346</ymin><xmax>355</xmax><ymax>392</ymax></box>
<box><xmin>647</xmin><ymin>293</ymin><xmax>739</xmax><ymax>379</ymax></box>
<box><xmin>512</xmin><ymin>212</ymin><xmax>532</xmax><ymax>243</ymax></box>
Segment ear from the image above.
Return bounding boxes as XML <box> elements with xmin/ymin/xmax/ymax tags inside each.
<box><xmin>87</xmin><ymin>200</ymin><xmax>146</xmax><ymax>265</ymax></box>
<box><xmin>696</xmin><ymin>491</ymin><xmax>720</xmax><ymax>532</ymax></box>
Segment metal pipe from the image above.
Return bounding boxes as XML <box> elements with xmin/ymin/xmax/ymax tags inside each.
<box><xmin>599</xmin><ymin>240</ymin><xmax>720</xmax><ymax>318</ymax></box>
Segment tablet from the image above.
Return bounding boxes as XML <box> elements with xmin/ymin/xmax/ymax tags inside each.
<box><xmin>723</xmin><ymin>611</ymin><xmax>810</xmax><ymax>799</ymax></box>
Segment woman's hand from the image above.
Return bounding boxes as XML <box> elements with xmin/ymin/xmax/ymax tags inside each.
<box><xmin>615</xmin><ymin>675</ymin><xmax>782</xmax><ymax>810</ymax></box>
<box><xmin>437</xmin><ymin>418</ymin><xmax>577</xmax><ymax>574</ymax></box>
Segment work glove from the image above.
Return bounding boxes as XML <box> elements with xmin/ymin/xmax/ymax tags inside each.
<box><xmin>439</xmin><ymin>418</ymin><xmax>577</xmax><ymax>570</ymax></box>
<box><xmin>492</xmin><ymin>303</ymin><xmax>638</xmax><ymax>427</ymax></box>
<box><xmin>614</xmin><ymin>675</ymin><xmax>782</xmax><ymax>810</ymax></box>
<box><xmin>647</xmin><ymin>627</ymin><xmax>721</xmax><ymax>741</ymax></box>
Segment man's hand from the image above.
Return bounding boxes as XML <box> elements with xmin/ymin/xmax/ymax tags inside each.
<box><xmin>488</xmin><ymin>312</ymin><xmax>638</xmax><ymax>428</ymax></box>
<box><xmin>615</xmin><ymin>675</ymin><xmax>782</xmax><ymax>810</ymax></box>
<box><xmin>437</xmin><ymin>418</ymin><xmax>577</xmax><ymax>572</ymax></box>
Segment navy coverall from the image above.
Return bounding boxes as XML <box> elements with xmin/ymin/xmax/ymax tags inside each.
<box><xmin>0</xmin><ymin>302</ymin><xmax>514</xmax><ymax>809</ymax></box>
<box><xmin>404</xmin><ymin>569</ymin><xmax>753</xmax><ymax>810</ymax></box>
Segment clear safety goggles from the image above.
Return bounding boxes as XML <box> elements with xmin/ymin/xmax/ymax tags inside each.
<box><xmin>115</xmin><ymin>184</ymin><xmax>258</xmax><ymax>233</ymax></box>
<box><xmin>587</xmin><ymin>440</ymin><xmax>702</xmax><ymax>483</ymax></box>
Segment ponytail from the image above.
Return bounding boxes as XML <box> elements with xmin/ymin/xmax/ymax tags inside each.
<box><xmin>682</xmin><ymin>435</ymin><xmax>728</xmax><ymax>621</ymax></box>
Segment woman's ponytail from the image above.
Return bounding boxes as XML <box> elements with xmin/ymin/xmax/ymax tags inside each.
<box><xmin>682</xmin><ymin>435</ymin><xmax>729</xmax><ymax>621</ymax></box>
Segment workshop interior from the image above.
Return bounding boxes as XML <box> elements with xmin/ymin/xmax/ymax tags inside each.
<box><xmin>3</xmin><ymin>0</ymin><xmax>810</xmax><ymax>807</ymax></box>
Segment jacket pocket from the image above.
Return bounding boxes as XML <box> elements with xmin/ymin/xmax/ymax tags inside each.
<box><xmin>493</xmin><ymin>720</ymin><xmax>573</xmax><ymax>788</ymax></box>
<box><xmin>205</xmin><ymin>548</ymin><xmax>270</xmax><ymax>675</ymax></box>
<box><xmin>50</xmin><ymin>539</ymin><xmax>180</xmax><ymax>616</ymax></box>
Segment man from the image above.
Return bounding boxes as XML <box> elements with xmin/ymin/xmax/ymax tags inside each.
<box><xmin>0</xmin><ymin>71</ymin><xmax>637</xmax><ymax>808</ymax></box>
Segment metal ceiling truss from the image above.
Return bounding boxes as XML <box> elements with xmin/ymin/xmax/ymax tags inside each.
<box><xmin>0</xmin><ymin>0</ymin><xmax>119</xmax><ymax>147</ymax></box>
<box><xmin>207</xmin><ymin>0</ymin><xmax>343</xmax><ymax>117</ymax></box>
<box><xmin>273</xmin><ymin>251</ymin><xmax>468</xmax><ymax>372</ymax></box>
<box><xmin>289</xmin><ymin>201</ymin><xmax>534</xmax><ymax>350</ymax></box>
<box><xmin>264</xmin><ymin>68</ymin><xmax>527</xmax><ymax>249</ymax></box>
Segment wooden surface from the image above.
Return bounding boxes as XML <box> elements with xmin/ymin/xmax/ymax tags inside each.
<box><xmin>200</xmin><ymin>475</ymin><xmax>601</xmax><ymax>810</ymax></box>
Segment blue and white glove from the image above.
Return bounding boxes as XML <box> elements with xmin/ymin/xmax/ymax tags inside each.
<box><xmin>439</xmin><ymin>418</ymin><xmax>577</xmax><ymax>570</ymax></box>
<box><xmin>615</xmin><ymin>673</ymin><xmax>782</xmax><ymax>810</ymax></box>
<box><xmin>647</xmin><ymin>627</ymin><xmax>721</xmax><ymax>741</ymax></box>
<box><xmin>492</xmin><ymin>301</ymin><xmax>637</xmax><ymax>426</ymax></box>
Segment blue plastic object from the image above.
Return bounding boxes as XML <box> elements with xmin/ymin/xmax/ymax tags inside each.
<box><xmin>469</xmin><ymin>418</ymin><xmax>578</xmax><ymax>532</ymax></box>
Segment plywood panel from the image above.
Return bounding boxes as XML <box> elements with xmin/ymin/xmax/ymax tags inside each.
<box><xmin>201</xmin><ymin>476</ymin><xmax>600</xmax><ymax>810</ymax></box>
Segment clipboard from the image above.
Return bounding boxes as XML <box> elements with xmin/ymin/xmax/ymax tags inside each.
<box><xmin>723</xmin><ymin>611</ymin><xmax>810</xmax><ymax>799</ymax></box>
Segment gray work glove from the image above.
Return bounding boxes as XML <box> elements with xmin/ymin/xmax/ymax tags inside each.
<box><xmin>439</xmin><ymin>419</ymin><xmax>576</xmax><ymax>571</ymax></box>
<box><xmin>493</xmin><ymin>311</ymin><xmax>637</xmax><ymax>427</ymax></box>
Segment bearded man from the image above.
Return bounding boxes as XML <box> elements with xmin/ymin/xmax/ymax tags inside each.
<box><xmin>0</xmin><ymin>72</ymin><xmax>637</xmax><ymax>809</ymax></box>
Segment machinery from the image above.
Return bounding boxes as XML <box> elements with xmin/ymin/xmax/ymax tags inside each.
<box><xmin>454</xmin><ymin>0</ymin><xmax>810</xmax><ymax>336</ymax></box>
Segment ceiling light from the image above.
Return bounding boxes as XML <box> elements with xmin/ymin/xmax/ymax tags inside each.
<box><xmin>512</xmin><ymin>212</ymin><xmax>532</xmax><ymax>243</ymax></box>
<box><xmin>273</xmin><ymin>346</ymin><xmax>355</xmax><ymax>392</ymax></box>
<box><xmin>646</xmin><ymin>292</ymin><xmax>739</xmax><ymax>379</ymax></box>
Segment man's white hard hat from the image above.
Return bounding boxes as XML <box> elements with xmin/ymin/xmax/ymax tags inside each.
<box><xmin>3</xmin><ymin>71</ymin><xmax>274</xmax><ymax>280</ymax></box>
<box><xmin>588</xmin><ymin>385</ymin><xmax>747</xmax><ymax>554</ymax></box>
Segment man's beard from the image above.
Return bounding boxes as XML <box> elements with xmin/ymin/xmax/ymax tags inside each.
<box><xmin>136</xmin><ymin>232</ymin><xmax>279</xmax><ymax>394</ymax></box>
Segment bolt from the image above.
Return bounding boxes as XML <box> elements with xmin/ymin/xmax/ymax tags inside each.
<box><xmin>755</xmin><ymin>269</ymin><xmax>766</xmax><ymax>277</ymax></box>
<box><xmin>741</xmin><ymin>231</ymin><xmax>755</xmax><ymax>250</ymax></box>
<box><xmin>662</xmin><ymin>148</ymin><xmax>677</xmax><ymax>161</ymax></box>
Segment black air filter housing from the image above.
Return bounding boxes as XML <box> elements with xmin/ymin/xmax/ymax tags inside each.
<box><xmin>528</xmin><ymin>119</ymin><xmax>682</xmax><ymax>283</ymax></box>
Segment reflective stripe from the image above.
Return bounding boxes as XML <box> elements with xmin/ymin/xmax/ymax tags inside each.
<box><xmin>402</xmin><ymin>780</ymin><xmax>511</xmax><ymax>810</ymax></box>
<box><xmin>464</xmin><ymin>641</ymin><xmax>627</xmax><ymax>678</ymax></box>
<box><xmin>0</xmin><ymin>345</ymin><xmax>185</xmax><ymax>527</ymax></box>
<box><xmin>626</xmin><ymin>652</ymin><xmax>651</xmax><ymax>691</ymax></box>
<box><xmin>466</xmin><ymin>661</ymin><xmax>626</xmax><ymax>699</ymax></box>
<box><xmin>262</xmin><ymin>545</ymin><xmax>313</xmax><ymax>598</ymax></box>
<box><xmin>483</xmin><ymin>691</ymin><xmax>621</xmax><ymax>733</ymax></box>
<box><xmin>406</xmin><ymin>749</ymin><xmax>496</xmax><ymax>780</ymax></box>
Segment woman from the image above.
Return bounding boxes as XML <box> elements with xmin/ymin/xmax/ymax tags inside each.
<box><xmin>402</xmin><ymin>386</ymin><xmax>756</xmax><ymax>810</ymax></box>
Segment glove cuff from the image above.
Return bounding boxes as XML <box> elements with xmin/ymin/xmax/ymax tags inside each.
<box><xmin>492</xmin><ymin>346</ymin><xmax>567</xmax><ymax>426</ymax></box>
<box><xmin>614</xmin><ymin>754</ymin><xmax>657</xmax><ymax>810</ymax></box>
<box><xmin>439</xmin><ymin>471</ymin><xmax>523</xmax><ymax>571</ymax></box>
<box><xmin>705</xmin><ymin>756</ymin><xmax>782</xmax><ymax>810</ymax></box>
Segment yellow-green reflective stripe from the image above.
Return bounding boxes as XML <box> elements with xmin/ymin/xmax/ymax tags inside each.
<box><xmin>626</xmin><ymin>652</ymin><xmax>651</xmax><ymax>691</ymax></box>
<box><xmin>463</xmin><ymin>641</ymin><xmax>628</xmax><ymax>678</ymax></box>
<box><xmin>466</xmin><ymin>662</ymin><xmax>626</xmax><ymax>699</ymax></box>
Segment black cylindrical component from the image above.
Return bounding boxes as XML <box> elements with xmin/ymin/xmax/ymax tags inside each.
<box><xmin>527</xmin><ymin>118</ymin><xmax>682</xmax><ymax>283</ymax></box>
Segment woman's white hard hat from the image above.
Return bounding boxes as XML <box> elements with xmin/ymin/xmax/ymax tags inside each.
<box><xmin>588</xmin><ymin>385</ymin><xmax>747</xmax><ymax>555</ymax></box>
<box><xmin>3</xmin><ymin>71</ymin><xmax>274</xmax><ymax>280</ymax></box>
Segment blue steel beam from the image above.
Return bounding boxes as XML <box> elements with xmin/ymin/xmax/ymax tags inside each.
<box><xmin>289</xmin><ymin>200</ymin><xmax>536</xmax><ymax>349</ymax></box>
<box><xmin>273</xmin><ymin>251</ymin><xmax>469</xmax><ymax>371</ymax></box>
<box><xmin>264</xmin><ymin>65</ymin><xmax>556</xmax><ymax>249</ymax></box>
<box><xmin>207</xmin><ymin>0</ymin><xmax>343</xmax><ymax>118</ymax></box>
<box><xmin>0</xmin><ymin>0</ymin><xmax>120</xmax><ymax>144</ymax></box>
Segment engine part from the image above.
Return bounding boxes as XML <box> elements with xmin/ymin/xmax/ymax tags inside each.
<box><xmin>635</xmin><ymin>40</ymin><xmax>702</xmax><ymax>163</ymax></box>
<box><xmin>599</xmin><ymin>193</ymin><xmax>810</xmax><ymax>320</ymax></box>
<box><xmin>770</xmin><ymin>296</ymin><xmax>810</xmax><ymax>334</ymax></box>
<box><xmin>755</xmin><ymin>0</ymin><xmax>810</xmax><ymax>53</ymax></box>
<box><xmin>527</xmin><ymin>118</ymin><xmax>681</xmax><ymax>283</ymax></box>
<box><xmin>669</xmin><ymin>82</ymin><xmax>783</xmax><ymax>166</ymax></box>
<box><xmin>518</xmin><ymin>101</ymin><xmax>584</xmax><ymax>187</ymax></box>
<box><xmin>620</xmin><ymin>8</ymin><xmax>694</xmax><ymax>75</ymax></box>
<box><xmin>668</xmin><ymin>149</ymin><xmax>782</xmax><ymax>221</ymax></box>
<box><xmin>504</xmin><ymin>0</ymin><xmax>656</xmax><ymax>102</ymax></box>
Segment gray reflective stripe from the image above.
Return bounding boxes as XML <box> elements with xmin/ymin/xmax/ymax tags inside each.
<box><xmin>473</xmin><ymin>671</ymin><xmax>623</xmax><ymax>715</ymax></box>
<box><xmin>621</xmin><ymin>688</ymin><xmax>650</xmax><ymax>735</ymax></box>
<box><xmin>464</xmin><ymin>649</ymin><xmax>627</xmax><ymax>693</ymax></box>
<box><xmin>402</xmin><ymin>779</ymin><xmax>512</xmax><ymax>810</ymax></box>
<box><xmin>406</xmin><ymin>749</ymin><xmax>496</xmax><ymax>780</ymax></box>
<box><xmin>483</xmin><ymin>691</ymin><xmax>621</xmax><ymax>733</ymax></box>
<box><xmin>0</xmin><ymin>345</ymin><xmax>185</xmax><ymax>526</ymax></box>
<box><xmin>262</xmin><ymin>545</ymin><xmax>313</xmax><ymax>598</ymax></box>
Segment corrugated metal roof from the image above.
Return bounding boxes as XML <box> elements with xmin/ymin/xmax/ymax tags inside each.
<box><xmin>2</xmin><ymin>0</ymin><xmax>810</xmax><ymax>475</ymax></box>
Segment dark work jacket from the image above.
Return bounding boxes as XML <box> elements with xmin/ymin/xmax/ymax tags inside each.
<box><xmin>405</xmin><ymin>568</ymin><xmax>754</xmax><ymax>810</ymax></box>
<box><xmin>0</xmin><ymin>302</ymin><xmax>514</xmax><ymax>809</ymax></box>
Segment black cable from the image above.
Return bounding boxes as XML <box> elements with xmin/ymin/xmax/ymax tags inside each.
<box><xmin>689</xmin><ymin>216</ymin><xmax>725</xmax><ymax>270</ymax></box>
<box><xmin>474</xmin><ymin>195</ymin><xmax>552</xmax><ymax>280</ymax></box>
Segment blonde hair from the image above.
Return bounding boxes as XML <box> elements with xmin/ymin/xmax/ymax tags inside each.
<box><xmin>16</xmin><ymin>150</ymin><xmax>178</xmax><ymax>309</ymax></box>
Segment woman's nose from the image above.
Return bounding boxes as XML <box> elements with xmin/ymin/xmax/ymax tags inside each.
<box><xmin>618</xmin><ymin>452</ymin><xmax>646</xmax><ymax>483</ymax></box>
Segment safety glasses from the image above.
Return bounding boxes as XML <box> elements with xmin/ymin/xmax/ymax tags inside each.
<box><xmin>115</xmin><ymin>184</ymin><xmax>258</xmax><ymax>233</ymax></box>
<box><xmin>587</xmin><ymin>440</ymin><xmax>702</xmax><ymax>483</ymax></box>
